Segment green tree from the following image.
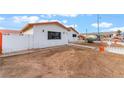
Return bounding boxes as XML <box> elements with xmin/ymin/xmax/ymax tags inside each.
<box><xmin>117</xmin><ymin>30</ymin><xmax>122</xmax><ymax>35</ymax></box>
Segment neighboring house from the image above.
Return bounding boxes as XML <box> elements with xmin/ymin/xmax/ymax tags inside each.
<box><xmin>0</xmin><ymin>21</ymin><xmax>79</xmax><ymax>54</ymax></box>
<box><xmin>67</xmin><ymin>27</ymin><xmax>79</xmax><ymax>42</ymax></box>
<box><xmin>0</xmin><ymin>30</ymin><xmax>21</xmax><ymax>54</ymax></box>
<box><xmin>0</xmin><ymin>29</ymin><xmax>20</xmax><ymax>35</ymax></box>
<box><xmin>78</xmin><ymin>34</ymin><xmax>86</xmax><ymax>40</ymax></box>
<box><xmin>86</xmin><ymin>31</ymin><xmax>117</xmax><ymax>40</ymax></box>
<box><xmin>85</xmin><ymin>31</ymin><xmax>124</xmax><ymax>42</ymax></box>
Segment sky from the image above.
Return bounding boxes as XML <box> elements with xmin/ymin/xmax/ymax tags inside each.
<box><xmin>0</xmin><ymin>14</ymin><xmax>124</xmax><ymax>33</ymax></box>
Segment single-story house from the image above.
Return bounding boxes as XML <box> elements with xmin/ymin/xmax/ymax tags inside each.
<box><xmin>0</xmin><ymin>29</ymin><xmax>20</xmax><ymax>35</ymax></box>
<box><xmin>67</xmin><ymin>27</ymin><xmax>79</xmax><ymax>42</ymax></box>
<box><xmin>78</xmin><ymin>34</ymin><xmax>86</xmax><ymax>40</ymax></box>
<box><xmin>0</xmin><ymin>21</ymin><xmax>79</xmax><ymax>54</ymax></box>
<box><xmin>20</xmin><ymin>21</ymin><xmax>70</xmax><ymax>49</ymax></box>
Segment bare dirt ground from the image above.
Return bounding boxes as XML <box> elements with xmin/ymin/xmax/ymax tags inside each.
<box><xmin>77</xmin><ymin>42</ymin><xmax>107</xmax><ymax>47</ymax></box>
<box><xmin>0</xmin><ymin>45</ymin><xmax>124</xmax><ymax>78</ymax></box>
<box><xmin>76</xmin><ymin>42</ymin><xmax>124</xmax><ymax>48</ymax></box>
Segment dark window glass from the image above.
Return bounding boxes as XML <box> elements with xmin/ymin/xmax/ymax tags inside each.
<box><xmin>72</xmin><ymin>34</ymin><xmax>77</xmax><ymax>37</ymax></box>
<box><xmin>48</xmin><ymin>31</ymin><xmax>61</xmax><ymax>40</ymax></box>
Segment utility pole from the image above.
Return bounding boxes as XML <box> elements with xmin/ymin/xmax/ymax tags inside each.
<box><xmin>97</xmin><ymin>14</ymin><xmax>100</xmax><ymax>35</ymax></box>
<box><xmin>74</xmin><ymin>24</ymin><xmax>77</xmax><ymax>30</ymax></box>
<box><xmin>97</xmin><ymin>14</ymin><xmax>101</xmax><ymax>40</ymax></box>
<box><xmin>86</xmin><ymin>28</ymin><xmax>88</xmax><ymax>36</ymax></box>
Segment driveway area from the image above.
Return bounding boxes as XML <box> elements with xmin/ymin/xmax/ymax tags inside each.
<box><xmin>0</xmin><ymin>45</ymin><xmax>124</xmax><ymax>78</ymax></box>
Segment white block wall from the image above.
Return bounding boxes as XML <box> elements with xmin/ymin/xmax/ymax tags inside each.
<box><xmin>2</xmin><ymin>35</ymin><xmax>34</xmax><ymax>53</ymax></box>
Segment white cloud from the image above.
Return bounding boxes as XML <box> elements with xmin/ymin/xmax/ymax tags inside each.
<box><xmin>62</xmin><ymin>20</ymin><xmax>68</xmax><ymax>23</ymax></box>
<box><xmin>0</xmin><ymin>17</ymin><xmax>5</xmax><ymax>21</ymax></box>
<box><xmin>40</xmin><ymin>14</ymin><xmax>54</xmax><ymax>18</ymax></box>
<box><xmin>13</xmin><ymin>16</ymin><xmax>40</xmax><ymax>23</ymax></box>
<box><xmin>0</xmin><ymin>27</ymin><xmax>5</xmax><ymax>29</ymax></box>
<box><xmin>100</xmin><ymin>26</ymin><xmax>124</xmax><ymax>33</ymax></box>
<box><xmin>91</xmin><ymin>22</ymin><xmax>113</xmax><ymax>28</ymax></box>
<box><xmin>66</xmin><ymin>24</ymin><xmax>78</xmax><ymax>28</ymax></box>
<box><xmin>13</xmin><ymin>16</ymin><xmax>68</xmax><ymax>24</ymax></box>
<box><xmin>102</xmin><ymin>26</ymin><xmax>124</xmax><ymax>32</ymax></box>
<box><xmin>40</xmin><ymin>14</ymin><xmax>79</xmax><ymax>18</ymax></box>
<box><xmin>85</xmin><ymin>14</ymin><xmax>92</xmax><ymax>16</ymax></box>
<box><xmin>56</xmin><ymin>14</ymin><xmax>79</xmax><ymax>17</ymax></box>
<box><xmin>27</xmin><ymin>16</ymin><xmax>39</xmax><ymax>23</ymax></box>
<box><xmin>109</xmin><ymin>27</ymin><xmax>124</xmax><ymax>31</ymax></box>
<box><xmin>39</xmin><ymin>19</ymin><xmax>61</xmax><ymax>23</ymax></box>
<box><xmin>40</xmin><ymin>15</ymin><xmax>46</xmax><ymax>18</ymax></box>
<box><xmin>39</xmin><ymin>19</ymin><xmax>49</xmax><ymax>22</ymax></box>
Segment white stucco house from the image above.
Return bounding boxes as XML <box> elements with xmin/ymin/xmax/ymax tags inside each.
<box><xmin>67</xmin><ymin>27</ymin><xmax>79</xmax><ymax>42</ymax></box>
<box><xmin>21</xmin><ymin>22</ymin><xmax>69</xmax><ymax>48</ymax></box>
<box><xmin>0</xmin><ymin>21</ymin><xmax>79</xmax><ymax>54</ymax></box>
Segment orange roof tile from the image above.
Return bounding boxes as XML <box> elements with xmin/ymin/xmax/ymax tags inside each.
<box><xmin>68</xmin><ymin>27</ymin><xmax>79</xmax><ymax>34</ymax></box>
<box><xmin>0</xmin><ymin>29</ymin><xmax>20</xmax><ymax>35</ymax></box>
<box><xmin>21</xmin><ymin>21</ymin><xmax>70</xmax><ymax>32</ymax></box>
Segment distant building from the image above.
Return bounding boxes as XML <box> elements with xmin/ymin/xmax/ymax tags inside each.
<box><xmin>67</xmin><ymin>27</ymin><xmax>79</xmax><ymax>42</ymax></box>
<box><xmin>85</xmin><ymin>31</ymin><xmax>124</xmax><ymax>42</ymax></box>
<box><xmin>0</xmin><ymin>29</ymin><xmax>20</xmax><ymax>35</ymax></box>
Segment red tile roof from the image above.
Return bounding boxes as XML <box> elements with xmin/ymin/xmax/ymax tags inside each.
<box><xmin>0</xmin><ymin>22</ymin><xmax>79</xmax><ymax>35</ymax></box>
<box><xmin>68</xmin><ymin>27</ymin><xmax>79</xmax><ymax>34</ymax></box>
<box><xmin>21</xmin><ymin>21</ymin><xmax>70</xmax><ymax>32</ymax></box>
<box><xmin>0</xmin><ymin>29</ymin><xmax>20</xmax><ymax>35</ymax></box>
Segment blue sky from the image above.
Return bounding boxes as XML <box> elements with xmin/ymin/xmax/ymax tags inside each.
<box><xmin>0</xmin><ymin>14</ymin><xmax>124</xmax><ymax>33</ymax></box>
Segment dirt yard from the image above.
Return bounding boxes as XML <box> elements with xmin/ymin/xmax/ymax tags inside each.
<box><xmin>77</xmin><ymin>42</ymin><xmax>124</xmax><ymax>48</ymax></box>
<box><xmin>0</xmin><ymin>45</ymin><xmax>124</xmax><ymax>78</ymax></box>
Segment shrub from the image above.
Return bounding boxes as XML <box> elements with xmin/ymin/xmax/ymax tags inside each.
<box><xmin>86</xmin><ymin>35</ymin><xmax>97</xmax><ymax>43</ymax></box>
<box><xmin>86</xmin><ymin>38</ymin><xmax>95</xmax><ymax>43</ymax></box>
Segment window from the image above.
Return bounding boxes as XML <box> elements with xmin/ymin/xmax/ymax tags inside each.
<box><xmin>42</xmin><ymin>29</ymin><xmax>45</xmax><ymax>32</ymax></box>
<box><xmin>72</xmin><ymin>34</ymin><xmax>77</xmax><ymax>37</ymax></box>
<box><xmin>48</xmin><ymin>31</ymin><xmax>61</xmax><ymax>40</ymax></box>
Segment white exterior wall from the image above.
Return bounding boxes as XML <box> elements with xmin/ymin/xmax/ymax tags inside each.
<box><xmin>23</xmin><ymin>28</ymin><xmax>33</xmax><ymax>35</ymax></box>
<box><xmin>2</xmin><ymin>34</ymin><xmax>34</xmax><ymax>53</ymax></box>
<box><xmin>33</xmin><ymin>24</ymin><xmax>68</xmax><ymax>48</ymax></box>
<box><xmin>68</xmin><ymin>30</ymin><xmax>79</xmax><ymax>42</ymax></box>
<box><xmin>2</xmin><ymin>24</ymin><xmax>69</xmax><ymax>53</ymax></box>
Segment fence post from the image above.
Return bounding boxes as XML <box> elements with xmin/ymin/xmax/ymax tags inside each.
<box><xmin>0</xmin><ymin>32</ymin><xmax>2</xmax><ymax>54</ymax></box>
